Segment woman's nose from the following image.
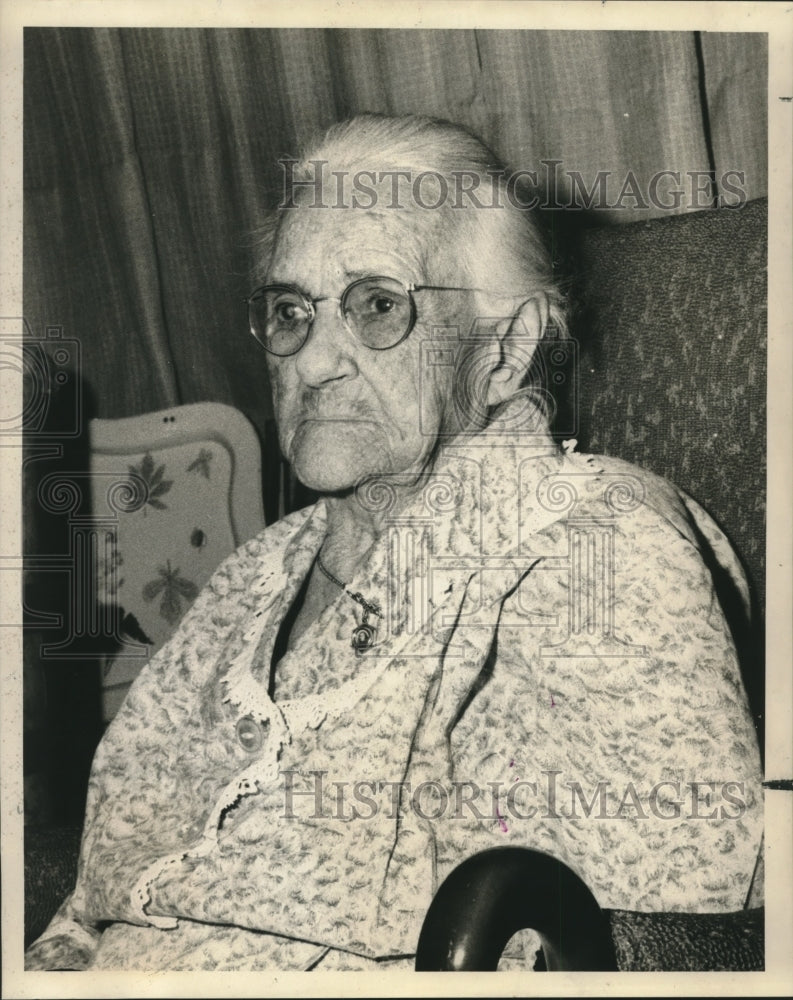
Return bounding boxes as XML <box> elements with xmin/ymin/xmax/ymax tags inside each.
<box><xmin>293</xmin><ymin>301</ymin><xmax>358</xmax><ymax>387</ymax></box>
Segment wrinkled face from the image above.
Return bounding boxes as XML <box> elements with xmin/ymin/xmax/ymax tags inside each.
<box><xmin>264</xmin><ymin>206</ymin><xmax>464</xmax><ymax>493</ymax></box>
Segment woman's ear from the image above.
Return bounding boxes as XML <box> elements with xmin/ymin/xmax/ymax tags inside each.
<box><xmin>486</xmin><ymin>293</ymin><xmax>550</xmax><ymax>406</ymax></box>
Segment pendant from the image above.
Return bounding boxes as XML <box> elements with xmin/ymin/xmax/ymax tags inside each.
<box><xmin>315</xmin><ymin>552</ymin><xmax>383</xmax><ymax>656</ymax></box>
<box><xmin>351</xmin><ymin>621</ymin><xmax>377</xmax><ymax>654</ymax></box>
<box><xmin>350</xmin><ymin>601</ymin><xmax>380</xmax><ymax>655</ymax></box>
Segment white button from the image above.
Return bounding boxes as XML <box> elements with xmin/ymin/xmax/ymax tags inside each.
<box><xmin>236</xmin><ymin>716</ymin><xmax>263</xmax><ymax>752</ymax></box>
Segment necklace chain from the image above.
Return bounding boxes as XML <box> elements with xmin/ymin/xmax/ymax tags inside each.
<box><xmin>316</xmin><ymin>551</ymin><xmax>383</xmax><ymax>619</ymax></box>
<box><xmin>315</xmin><ymin>552</ymin><xmax>346</xmax><ymax>591</ymax></box>
<box><xmin>316</xmin><ymin>549</ymin><xmax>383</xmax><ymax>656</ymax></box>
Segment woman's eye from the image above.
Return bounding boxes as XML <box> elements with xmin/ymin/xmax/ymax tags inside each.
<box><xmin>275</xmin><ymin>302</ymin><xmax>302</xmax><ymax>323</ymax></box>
<box><xmin>372</xmin><ymin>296</ymin><xmax>395</xmax><ymax>314</ymax></box>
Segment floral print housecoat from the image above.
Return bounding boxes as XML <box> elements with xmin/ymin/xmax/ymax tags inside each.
<box><xmin>26</xmin><ymin>421</ymin><xmax>763</xmax><ymax>971</ymax></box>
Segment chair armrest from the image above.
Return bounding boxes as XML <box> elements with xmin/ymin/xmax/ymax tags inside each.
<box><xmin>415</xmin><ymin>846</ymin><xmax>617</xmax><ymax>971</ymax></box>
<box><xmin>415</xmin><ymin>846</ymin><xmax>764</xmax><ymax>972</ymax></box>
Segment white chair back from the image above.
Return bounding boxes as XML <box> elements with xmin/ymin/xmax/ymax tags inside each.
<box><xmin>89</xmin><ymin>403</ymin><xmax>265</xmax><ymax>722</ymax></box>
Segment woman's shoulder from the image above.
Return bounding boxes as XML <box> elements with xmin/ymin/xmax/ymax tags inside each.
<box><xmin>548</xmin><ymin>448</ymin><xmax>751</xmax><ymax>616</ymax></box>
<box><xmin>560</xmin><ymin>447</ymin><xmax>682</xmax><ymax>501</ymax></box>
<box><xmin>557</xmin><ymin>449</ymin><xmax>709</xmax><ymax>541</ymax></box>
<box><xmin>239</xmin><ymin>504</ymin><xmax>317</xmax><ymax>558</ymax></box>
<box><xmin>211</xmin><ymin>503</ymin><xmax>318</xmax><ymax>581</ymax></box>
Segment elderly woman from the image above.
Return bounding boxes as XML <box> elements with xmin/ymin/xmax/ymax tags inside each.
<box><xmin>26</xmin><ymin>114</ymin><xmax>763</xmax><ymax>972</ymax></box>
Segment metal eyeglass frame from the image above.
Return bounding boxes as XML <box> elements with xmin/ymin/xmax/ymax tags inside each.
<box><xmin>245</xmin><ymin>275</ymin><xmax>493</xmax><ymax>357</ymax></box>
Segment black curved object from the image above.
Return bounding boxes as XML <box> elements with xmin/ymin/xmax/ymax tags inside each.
<box><xmin>415</xmin><ymin>846</ymin><xmax>618</xmax><ymax>971</ymax></box>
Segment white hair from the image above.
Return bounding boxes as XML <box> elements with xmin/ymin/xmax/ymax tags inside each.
<box><xmin>254</xmin><ymin>113</ymin><xmax>566</xmax><ymax>335</ymax></box>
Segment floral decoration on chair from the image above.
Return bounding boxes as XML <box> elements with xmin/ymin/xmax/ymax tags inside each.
<box><xmin>127</xmin><ymin>453</ymin><xmax>173</xmax><ymax>514</ymax></box>
<box><xmin>142</xmin><ymin>560</ymin><xmax>199</xmax><ymax>624</ymax></box>
<box><xmin>187</xmin><ymin>448</ymin><xmax>213</xmax><ymax>479</ymax></box>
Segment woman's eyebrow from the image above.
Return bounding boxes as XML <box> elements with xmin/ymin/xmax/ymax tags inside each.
<box><xmin>333</xmin><ymin>268</ymin><xmax>409</xmax><ymax>288</ymax></box>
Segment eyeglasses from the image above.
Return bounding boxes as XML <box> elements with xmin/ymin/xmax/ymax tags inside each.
<box><xmin>246</xmin><ymin>275</ymin><xmax>487</xmax><ymax>357</ymax></box>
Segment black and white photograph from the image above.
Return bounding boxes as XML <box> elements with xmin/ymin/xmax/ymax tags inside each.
<box><xmin>2</xmin><ymin>1</ymin><xmax>791</xmax><ymax>994</ymax></box>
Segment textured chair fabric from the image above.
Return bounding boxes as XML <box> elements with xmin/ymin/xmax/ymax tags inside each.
<box><xmin>24</xmin><ymin>826</ymin><xmax>83</xmax><ymax>948</ymax></box>
<box><xmin>568</xmin><ymin>199</ymin><xmax>766</xmax><ymax>740</ymax></box>
<box><xmin>608</xmin><ymin>907</ymin><xmax>764</xmax><ymax>971</ymax></box>
<box><xmin>571</xmin><ymin>198</ymin><xmax>766</xmax><ymax>614</ymax></box>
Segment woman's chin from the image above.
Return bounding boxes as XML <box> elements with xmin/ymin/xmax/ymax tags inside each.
<box><xmin>289</xmin><ymin>435</ymin><xmax>390</xmax><ymax>495</ymax></box>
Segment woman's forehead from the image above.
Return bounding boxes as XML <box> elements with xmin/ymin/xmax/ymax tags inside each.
<box><xmin>268</xmin><ymin>205</ymin><xmax>434</xmax><ymax>288</ymax></box>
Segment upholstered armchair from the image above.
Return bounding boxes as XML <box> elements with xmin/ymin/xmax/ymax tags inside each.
<box><xmin>416</xmin><ymin>847</ymin><xmax>763</xmax><ymax>971</ymax></box>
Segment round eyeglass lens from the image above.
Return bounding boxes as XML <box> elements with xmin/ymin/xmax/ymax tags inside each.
<box><xmin>342</xmin><ymin>277</ymin><xmax>414</xmax><ymax>350</ymax></box>
<box><xmin>250</xmin><ymin>286</ymin><xmax>311</xmax><ymax>356</ymax></box>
